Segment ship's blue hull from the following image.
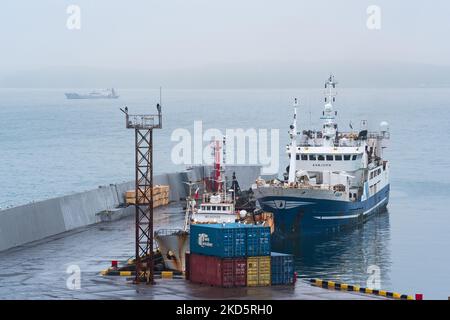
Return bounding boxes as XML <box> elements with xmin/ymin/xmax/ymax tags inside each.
<box><xmin>258</xmin><ymin>184</ymin><xmax>390</xmax><ymax>237</ymax></box>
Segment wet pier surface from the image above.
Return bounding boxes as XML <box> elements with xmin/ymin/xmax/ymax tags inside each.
<box><xmin>0</xmin><ymin>204</ymin><xmax>383</xmax><ymax>299</ymax></box>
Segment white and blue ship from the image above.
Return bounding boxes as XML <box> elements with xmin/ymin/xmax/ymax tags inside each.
<box><xmin>65</xmin><ymin>88</ymin><xmax>119</xmax><ymax>99</ymax></box>
<box><xmin>253</xmin><ymin>75</ymin><xmax>390</xmax><ymax>236</ymax></box>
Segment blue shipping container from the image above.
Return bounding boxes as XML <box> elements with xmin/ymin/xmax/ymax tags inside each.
<box><xmin>190</xmin><ymin>223</ymin><xmax>247</xmax><ymax>258</ymax></box>
<box><xmin>246</xmin><ymin>225</ymin><xmax>271</xmax><ymax>256</ymax></box>
<box><xmin>271</xmin><ymin>252</ymin><xmax>294</xmax><ymax>285</ymax></box>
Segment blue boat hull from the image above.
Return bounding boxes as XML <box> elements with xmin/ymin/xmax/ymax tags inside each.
<box><xmin>258</xmin><ymin>184</ymin><xmax>390</xmax><ymax>237</ymax></box>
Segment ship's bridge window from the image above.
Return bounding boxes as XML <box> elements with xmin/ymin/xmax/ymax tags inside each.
<box><xmin>335</xmin><ymin>155</ymin><xmax>342</xmax><ymax>161</ymax></box>
<box><xmin>352</xmin><ymin>155</ymin><xmax>357</xmax><ymax>160</ymax></box>
<box><xmin>326</xmin><ymin>155</ymin><xmax>333</xmax><ymax>161</ymax></box>
<box><xmin>211</xmin><ymin>206</ymin><xmax>216</xmax><ymax>211</ymax></box>
<box><xmin>206</xmin><ymin>206</ymin><xmax>211</xmax><ymax>210</ymax></box>
<box><xmin>309</xmin><ymin>155</ymin><xmax>316</xmax><ymax>160</ymax></box>
<box><xmin>344</xmin><ymin>155</ymin><xmax>351</xmax><ymax>161</ymax></box>
<box><xmin>370</xmin><ymin>172</ymin><xmax>374</xmax><ymax>179</ymax></box>
<box><xmin>318</xmin><ymin>155</ymin><xmax>325</xmax><ymax>161</ymax></box>
<box><xmin>301</xmin><ymin>154</ymin><xmax>308</xmax><ymax>160</ymax></box>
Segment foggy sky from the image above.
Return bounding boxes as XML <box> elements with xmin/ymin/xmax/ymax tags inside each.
<box><xmin>1</xmin><ymin>0</ymin><xmax>450</xmax><ymax>88</ymax></box>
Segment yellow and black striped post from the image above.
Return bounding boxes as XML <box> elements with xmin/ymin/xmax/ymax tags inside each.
<box><xmin>309</xmin><ymin>278</ymin><xmax>413</xmax><ymax>300</ymax></box>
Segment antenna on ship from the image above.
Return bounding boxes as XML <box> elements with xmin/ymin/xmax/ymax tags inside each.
<box><xmin>288</xmin><ymin>98</ymin><xmax>298</xmax><ymax>184</ymax></box>
<box><xmin>322</xmin><ymin>74</ymin><xmax>339</xmax><ymax>146</ymax></box>
<box><xmin>324</xmin><ymin>74</ymin><xmax>337</xmax><ymax>105</ymax></box>
<box><xmin>183</xmin><ymin>181</ymin><xmax>199</xmax><ymax>231</ymax></box>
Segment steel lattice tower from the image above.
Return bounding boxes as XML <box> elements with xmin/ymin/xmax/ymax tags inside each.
<box><xmin>121</xmin><ymin>104</ymin><xmax>162</xmax><ymax>284</ymax></box>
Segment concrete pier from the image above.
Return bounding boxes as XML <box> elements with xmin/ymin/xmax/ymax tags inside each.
<box><xmin>0</xmin><ymin>165</ymin><xmax>261</xmax><ymax>252</ymax></box>
<box><xmin>0</xmin><ymin>202</ymin><xmax>382</xmax><ymax>299</ymax></box>
<box><xmin>0</xmin><ymin>164</ymin><xmax>387</xmax><ymax>299</ymax></box>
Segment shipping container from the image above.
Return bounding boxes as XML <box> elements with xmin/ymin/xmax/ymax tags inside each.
<box><xmin>189</xmin><ymin>253</ymin><xmax>207</xmax><ymax>284</ymax></box>
<box><xmin>271</xmin><ymin>252</ymin><xmax>295</xmax><ymax>285</ymax></box>
<box><xmin>190</xmin><ymin>223</ymin><xmax>247</xmax><ymax>258</ymax></box>
<box><xmin>246</xmin><ymin>225</ymin><xmax>271</xmax><ymax>256</ymax></box>
<box><xmin>246</xmin><ymin>256</ymin><xmax>271</xmax><ymax>286</ymax></box>
<box><xmin>232</xmin><ymin>258</ymin><xmax>247</xmax><ymax>287</ymax></box>
<box><xmin>189</xmin><ymin>253</ymin><xmax>246</xmax><ymax>287</ymax></box>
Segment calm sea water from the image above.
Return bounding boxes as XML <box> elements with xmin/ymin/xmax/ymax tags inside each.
<box><xmin>1</xmin><ymin>88</ymin><xmax>450</xmax><ymax>299</ymax></box>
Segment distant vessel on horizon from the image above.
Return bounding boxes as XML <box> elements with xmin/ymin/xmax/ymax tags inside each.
<box><xmin>65</xmin><ymin>88</ymin><xmax>119</xmax><ymax>99</ymax></box>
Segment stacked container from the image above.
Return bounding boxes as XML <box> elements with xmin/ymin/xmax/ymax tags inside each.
<box><xmin>188</xmin><ymin>224</ymin><xmax>295</xmax><ymax>287</ymax></box>
<box><xmin>188</xmin><ymin>223</ymin><xmax>274</xmax><ymax>287</ymax></box>
<box><xmin>189</xmin><ymin>223</ymin><xmax>249</xmax><ymax>287</ymax></box>
<box><xmin>189</xmin><ymin>223</ymin><xmax>247</xmax><ymax>258</ymax></box>
<box><xmin>245</xmin><ymin>224</ymin><xmax>271</xmax><ymax>286</ymax></box>
<box><xmin>246</xmin><ymin>224</ymin><xmax>271</xmax><ymax>256</ymax></box>
<box><xmin>189</xmin><ymin>254</ymin><xmax>247</xmax><ymax>287</ymax></box>
<box><xmin>270</xmin><ymin>252</ymin><xmax>295</xmax><ymax>285</ymax></box>
<box><xmin>246</xmin><ymin>256</ymin><xmax>271</xmax><ymax>286</ymax></box>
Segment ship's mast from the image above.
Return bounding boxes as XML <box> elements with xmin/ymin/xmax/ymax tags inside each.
<box><xmin>183</xmin><ymin>181</ymin><xmax>197</xmax><ymax>231</ymax></box>
<box><xmin>288</xmin><ymin>98</ymin><xmax>298</xmax><ymax>184</ymax></box>
<box><xmin>213</xmin><ymin>140</ymin><xmax>222</xmax><ymax>193</ymax></box>
<box><xmin>221</xmin><ymin>137</ymin><xmax>227</xmax><ymax>201</ymax></box>
<box><xmin>322</xmin><ymin>75</ymin><xmax>338</xmax><ymax>147</ymax></box>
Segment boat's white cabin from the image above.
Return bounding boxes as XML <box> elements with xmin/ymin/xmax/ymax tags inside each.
<box><xmin>197</xmin><ymin>202</ymin><xmax>234</xmax><ymax>215</ymax></box>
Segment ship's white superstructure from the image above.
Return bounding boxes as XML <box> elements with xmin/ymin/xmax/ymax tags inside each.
<box><xmin>253</xmin><ymin>75</ymin><xmax>390</xmax><ymax>235</ymax></box>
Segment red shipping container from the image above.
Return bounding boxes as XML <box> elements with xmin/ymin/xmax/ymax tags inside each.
<box><xmin>221</xmin><ymin>259</ymin><xmax>234</xmax><ymax>287</ymax></box>
<box><xmin>189</xmin><ymin>253</ymin><xmax>246</xmax><ymax>287</ymax></box>
<box><xmin>205</xmin><ymin>256</ymin><xmax>222</xmax><ymax>287</ymax></box>
<box><xmin>189</xmin><ymin>253</ymin><xmax>207</xmax><ymax>284</ymax></box>
<box><xmin>232</xmin><ymin>258</ymin><xmax>247</xmax><ymax>287</ymax></box>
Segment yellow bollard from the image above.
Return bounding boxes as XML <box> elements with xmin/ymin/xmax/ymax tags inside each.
<box><xmin>161</xmin><ymin>271</ymin><xmax>173</xmax><ymax>279</ymax></box>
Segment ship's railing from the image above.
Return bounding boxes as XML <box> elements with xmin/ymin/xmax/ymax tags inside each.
<box><xmin>296</xmin><ymin>140</ymin><xmax>363</xmax><ymax>147</ymax></box>
<box><xmin>295</xmin><ymin>131</ymin><xmax>388</xmax><ymax>148</ymax></box>
<box><xmin>257</xmin><ymin>181</ymin><xmax>344</xmax><ymax>191</ymax></box>
<box><xmin>126</xmin><ymin>114</ymin><xmax>155</xmax><ymax>129</ymax></box>
<box><xmin>154</xmin><ymin>229</ymin><xmax>186</xmax><ymax>236</ymax></box>
<box><xmin>125</xmin><ymin>113</ymin><xmax>162</xmax><ymax>129</ymax></box>
<box><xmin>292</xmin><ymin>183</ymin><xmax>344</xmax><ymax>191</ymax></box>
<box><xmin>367</xmin><ymin>132</ymin><xmax>390</xmax><ymax>139</ymax></box>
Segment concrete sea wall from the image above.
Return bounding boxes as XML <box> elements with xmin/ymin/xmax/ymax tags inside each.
<box><xmin>0</xmin><ymin>165</ymin><xmax>261</xmax><ymax>252</ymax></box>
